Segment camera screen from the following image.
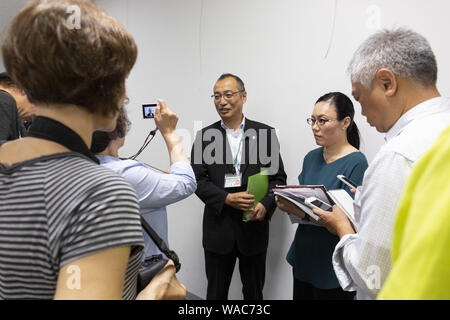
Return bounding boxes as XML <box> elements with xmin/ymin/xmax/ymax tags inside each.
<box><xmin>143</xmin><ymin>104</ymin><xmax>157</xmax><ymax>119</ymax></box>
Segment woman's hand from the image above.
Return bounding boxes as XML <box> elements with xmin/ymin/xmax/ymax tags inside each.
<box><xmin>136</xmin><ymin>260</ymin><xmax>186</xmax><ymax>300</ymax></box>
<box><xmin>153</xmin><ymin>99</ymin><xmax>189</xmax><ymax>164</ymax></box>
<box><xmin>275</xmin><ymin>196</ymin><xmax>307</xmax><ymax>218</ymax></box>
<box><xmin>154</xmin><ymin>99</ymin><xmax>178</xmax><ymax>136</ymax></box>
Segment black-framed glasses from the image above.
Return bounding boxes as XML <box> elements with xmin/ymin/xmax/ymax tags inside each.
<box><xmin>211</xmin><ymin>90</ymin><xmax>244</xmax><ymax>101</ymax></box>
<box><xmin>306</xmin><ymin>117</ymin><xmax>337</xmax><ymax>126</ymax></box>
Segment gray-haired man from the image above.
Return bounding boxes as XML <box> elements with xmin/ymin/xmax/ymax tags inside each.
<box><xmin>313</xmin><ymin>28</ymin><xmax>450</xmax><ymax>299</ymax></box>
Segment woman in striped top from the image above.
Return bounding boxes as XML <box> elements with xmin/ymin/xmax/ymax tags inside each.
<box><xmin>0</xmin><ymin>0</ymin><xmax>184</xmax><ymax>299</ymax></box>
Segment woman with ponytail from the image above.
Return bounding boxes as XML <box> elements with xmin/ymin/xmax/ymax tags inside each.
<box><xmin>276</xmin><ymin>92</ymin><xmax>368</xmax><ymax>300</ymax></box>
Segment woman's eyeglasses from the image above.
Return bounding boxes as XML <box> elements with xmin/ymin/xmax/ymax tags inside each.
<box><xmin>306</xmin><ymin>117</ymin><xmax>337</xmax><ymax>126</ymax></box>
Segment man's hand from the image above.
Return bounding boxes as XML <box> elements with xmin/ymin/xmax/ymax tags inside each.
<box><xmin>275</xmin><ymin>195</ymin><xmax>307</xmax><ymax>218</ymax></box>
<box><xmin>312</xmin><ymin>205</ymin><xmax>356</xmax><ymax>238</ymax></box>
<box><xmin>245</xmin><ymin>202</ymin><xmax>267</xmax><ymax>221</ymax></box>
<box><xmin>225</xmin><ymin>192</ymin><xmax>255</xmax><ymax>211</ymax></box>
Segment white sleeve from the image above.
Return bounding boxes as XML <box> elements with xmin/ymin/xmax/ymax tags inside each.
<box><xmin>123</xmin><ymin>161</ymin><xmax>197</xmax><ymax>210</ymax></box>
<box><xmin>332</xmin><ymin>150</ymin><xmax>413</xmax><ymax>299</ymax></box>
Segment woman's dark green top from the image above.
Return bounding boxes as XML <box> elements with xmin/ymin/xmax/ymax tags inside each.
<box><xmin>286</xmin><ymin>147</ymin><xmax>368</xmax><ymax>289</ymax></box>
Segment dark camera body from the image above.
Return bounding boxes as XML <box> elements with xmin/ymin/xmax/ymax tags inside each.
<box><xmin>137</xmin><ymin>254</ymin><xmax>168</xmax><ymax>292</ymax></box>
<box><xmin>143</xmin><ymin>104</ymin><xmax>157</xmax><ymax>119</ymax></box>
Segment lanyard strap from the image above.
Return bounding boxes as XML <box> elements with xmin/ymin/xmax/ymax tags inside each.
<box><xmin>233</xmin><ymin>133</ymin><xmax>244</xmax><ymax>172</ymax></box>
<box><xmin>27</xmin><ymin>116</ymin><xmax>99</xmax><ymax>164</ymax></box>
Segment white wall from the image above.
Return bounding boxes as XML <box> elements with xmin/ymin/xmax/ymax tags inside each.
<box><xmin>3</xmin><ymin>0</ymin><xmax>450</xmax><ymax>300</ymax></box>
<box><xmin>0</xmin><ymin>0</ymin><xmax>31</xmax><ymax>71</ymax></box>
<box><xmin>93</xmin><ymin>0</ymin><xmax>450</xmax><ymax>300</ymax></box>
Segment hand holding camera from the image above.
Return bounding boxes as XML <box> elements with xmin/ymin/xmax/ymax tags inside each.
<box><xmin>141</xmin><ymin>99</ymin><xmax>188</xmax><ymax>165</ymax></box>
<box><xmin>154</xmin><ymin>99</ymin><xmax>179</xmax><ymax>137</ymax></box>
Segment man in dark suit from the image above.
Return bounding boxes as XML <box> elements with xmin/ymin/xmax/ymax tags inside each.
<box><xmin>0</xmin><ymin>72</ymin><xmax>35</xmax><ymax>142</ymax></box>
<box><xmin>191</xmin><ymin>73</ymin><xmax>287</xmax><ymax>300</ymax></box>
<box><xmin>0</xmin><ymin>90</ymin><xmax>23</xmax><ymax>142</ymax></box>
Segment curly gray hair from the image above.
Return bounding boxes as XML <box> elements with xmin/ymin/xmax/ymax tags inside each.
<box><xmin>348</xmin><ymin>28</ymin><xmax>437</xmax><ymax>89</ymax></box>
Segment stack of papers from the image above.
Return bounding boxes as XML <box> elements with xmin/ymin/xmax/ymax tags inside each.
<box><xmin>273</xmin><ymin>185</ymin><xmax>356</xmax><ymax>229</ymax></box>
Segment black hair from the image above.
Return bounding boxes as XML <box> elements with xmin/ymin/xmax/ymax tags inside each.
<box><xmin>0</xmin><ymin>72</ymin><xmax>15</xmax><ymax>87</ymax></box>
<box><xmin>216</xmin><ymin>73</ymin><xmax>246</xmax><ymax>93</ymax></box>
<box><xmin>91</xmin><ymin>107</ymin><xmax>131</xmax><ymax>153</ymax></box>
<box><xmin>316</xmin><ymin>92</ymin><xmax>360</xmax><ymax>149</ymax></box>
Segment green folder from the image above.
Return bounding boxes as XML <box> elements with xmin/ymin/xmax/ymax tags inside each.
<box><xmin>243</xmin><ymin>170</ymin><xmax>269</xmax><ymax>222</ymax></box>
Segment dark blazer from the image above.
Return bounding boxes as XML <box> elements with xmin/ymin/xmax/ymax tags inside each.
<box><xmin>191</xmin><ymin>118</ymin><xmax>287</xmax><ymax>256</ymax></box>
<box><xmin>0</xmin><ymin>90</ymin><xmax>26</xmax><ymax>142</ymax></box>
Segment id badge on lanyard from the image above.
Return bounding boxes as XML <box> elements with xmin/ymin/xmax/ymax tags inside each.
<box><xmin>224</xmin><ymin>173</ymin><xmax>242</xmax><ymax>188</ymax></box>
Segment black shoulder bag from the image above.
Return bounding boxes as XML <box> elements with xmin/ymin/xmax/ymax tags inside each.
<box><xmin>137</xmin><ymin>216</ymin><xmax>181</xmax><ymax>292</ymax></box>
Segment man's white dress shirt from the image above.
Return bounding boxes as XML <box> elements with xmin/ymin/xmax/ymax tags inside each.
<box><xmin>332</xmin><ymin>97</ymin><xmax>450</xmax><ymax>300</ymax></box>
<box><xmin>221</xmin><ymin>116</ymin><xmax>245</xmax><ymax>174</ymax></box>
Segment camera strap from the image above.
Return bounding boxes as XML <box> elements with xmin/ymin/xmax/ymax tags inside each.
<box><xmin>25</xmin><ymin>117</ymin><xmax>180</xmax><ymax>270</ymax></box>
<box><xmin>27</xmin><ymin>116</ymin><xmax>99</xmax><ymax>164</ymax></box>
<box><xmin>27</xmin><ymin>117</ymin><xmax>180</xmax><ymax>270</ymax></box>
<box><xmin>140</xmin><ymin>216</ymin><xmax>181</xmax><ymax>272</ymax></box>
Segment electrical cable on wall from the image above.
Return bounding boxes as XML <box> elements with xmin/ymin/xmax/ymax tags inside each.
<box><xmin>324</xmin><ymin>0</ymin><xmax>338</xmax><ymax>59</ymax></box>
<box><xmin>198</xmin><ymin>0</ymin><xmax>205</xmax><ymax>76</ymax></box>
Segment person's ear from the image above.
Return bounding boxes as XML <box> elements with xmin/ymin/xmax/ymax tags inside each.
<box><xmin>242</xmin><ymin>91</ymin><xmax>247</xmax><ymax>103</ymax></box>
<box><xmin>375</xmin><ymin>68</ymin><xmax>397</xmax><ymax>97</ymax></box>
<box><xmin>342</xmin><ymin>116</ymin><xmax>351</xmax><ymax>130</ymax></box>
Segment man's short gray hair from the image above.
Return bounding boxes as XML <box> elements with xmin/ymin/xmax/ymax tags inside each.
<box><xmin>348</xmin><ymin>28</ymin><xmax>437</xmax><ymax>89</ymax></box>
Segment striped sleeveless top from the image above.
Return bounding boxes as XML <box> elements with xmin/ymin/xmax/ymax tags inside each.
<box><xmin>0</xmin><ymin>152</ymin><xmax>144</xmax><ymax>299</ymax></box>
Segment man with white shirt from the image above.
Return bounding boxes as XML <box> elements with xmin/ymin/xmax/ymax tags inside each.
<box><xmin>191</xmin><ymin>73</ymin><xmax>286</xmax><ymax>300</ymax></box>
<box><xmin>312</xmin><ymin>28</ymin><xmax>450</xmax><ymax>300</ymax></box>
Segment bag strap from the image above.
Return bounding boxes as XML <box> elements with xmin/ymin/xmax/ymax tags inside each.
<box><xmin>140</xmin><ymin>216</ymin><xmax>181</xmax><ymax>272</ymax></box>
